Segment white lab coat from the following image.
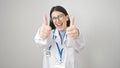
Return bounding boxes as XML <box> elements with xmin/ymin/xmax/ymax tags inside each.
<box><xmin>34</xmin><ymin>28</ymin><xmax>85</xmax><ymax>68</ymax></box>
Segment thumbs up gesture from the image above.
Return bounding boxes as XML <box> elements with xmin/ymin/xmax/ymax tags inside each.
<box><xmin>39</xmin><ymin>16</ymin><xmax>52</xmax><ymax>39</ymax></box>
<box><xmin>66</xmin><ymin>17</ymin><xmax>79</xmax><ymax>40</ymax></box>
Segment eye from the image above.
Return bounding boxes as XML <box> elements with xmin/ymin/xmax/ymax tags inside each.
<box><xmin>58</xmin><ymin>14</ymin><xmax>64</xmax><ymax>18</ymax></box>
<box><xmin>52</xmin><ymin>17</ymin><xmax>57</xmax><ymax>21</ymax></box>
<box><xmin>52</xmin><ymin>17</ymin><xmax>56</xmax><ymax>20</ymax></box>
<box><xmin>51</xmin><ymin>14</ymin><xmax>65</xmax><ymax>22</ymax></box>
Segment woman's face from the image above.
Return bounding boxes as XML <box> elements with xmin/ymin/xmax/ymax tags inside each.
<box><xmin>51</xmin><ymin>11</ymin><xmax>68</xmax><ymax>31</ymax></box>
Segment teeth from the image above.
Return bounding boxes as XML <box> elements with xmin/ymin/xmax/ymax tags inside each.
<box><xmin>58</xmin><ymin>24</ymin><xmax>61</xmax><ymax>26</ymax></box>
<box><xmin>57</xmin><ymin>23</ymin><xmax>62</xmax><ymax>26</ymax></box>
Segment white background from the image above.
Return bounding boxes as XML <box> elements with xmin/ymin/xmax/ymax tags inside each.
<box><xmin>0</xmin><ymin>0</ymin><xmax>120</xmax><ymax>68</ymax></box>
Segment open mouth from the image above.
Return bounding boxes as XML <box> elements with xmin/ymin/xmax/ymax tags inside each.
<box><xmin>56</xmin><ymin>22</ymin><xmax>63</xmax><ymax>27</ymax></box>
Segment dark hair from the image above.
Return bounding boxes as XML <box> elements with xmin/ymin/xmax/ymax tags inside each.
<box><xmin>49</xmin><ymin>5</ymin><xmax>70</xmax><ymax>29</ymax></box>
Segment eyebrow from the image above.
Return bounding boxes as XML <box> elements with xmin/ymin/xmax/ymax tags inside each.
<box><xmin>52</xmin><ymin>14</ymin><xmax>64</xmax><ymax>18</ymax></box>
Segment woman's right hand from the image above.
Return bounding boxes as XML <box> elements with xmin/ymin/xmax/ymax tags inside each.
<box><xmin>39</xmin><ymin>16</ymin><xmax>52</xmax><ymax>39</ymax></box>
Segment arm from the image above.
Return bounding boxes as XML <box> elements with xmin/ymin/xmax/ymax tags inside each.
<box><xmin>34</xmin><ymin>28</ymin><xmax>49</xmax><ymax>45</ymax></box>
<box><xmin>34</xmin><ymin>16</ymin><xmax>52</xmax><ymax>48</ymax></box>
<box><xmin>72</xmin><ymin>30</ymin><xmax>85</xmax><ymax>52</ymax></box>
<box><xmin>67</xmin><ymin>27</ymin><xmax>85</xmax><ymax>52</ymax></box>
<box><xmin>66</xmin><ymin>17</ymin><xmax>85</xmax><ymax>52</ymax></box>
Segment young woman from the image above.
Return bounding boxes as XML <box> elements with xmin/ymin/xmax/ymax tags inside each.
<box><xmin>34</xmin><ymin>5</ymin><xmax>85</xmax><ymax>68</ymax></box>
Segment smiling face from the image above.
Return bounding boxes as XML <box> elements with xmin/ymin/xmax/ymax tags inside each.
<box><xmin>51</xmin><ymin>11</ymin><xmax>68</xmax><ymax>31</ymax></box>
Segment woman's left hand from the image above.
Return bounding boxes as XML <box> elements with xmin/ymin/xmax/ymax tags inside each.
<box><xmin>66</xmin><ymin>17</ymin><xmax>79</xmax><ymax>40</ymax></box>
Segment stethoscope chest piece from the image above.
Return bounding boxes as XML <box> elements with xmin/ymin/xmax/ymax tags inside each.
<box><xmin>46</xmin><ymin>50</ymin><xmax>51</xmax><ymax>56</ymax></box>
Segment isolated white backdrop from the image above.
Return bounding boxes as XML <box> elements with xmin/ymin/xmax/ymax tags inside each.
<box><xmin>0</xmin><ymin>0</ymin><xmax>120</xmax><ymax>68</ymax></box>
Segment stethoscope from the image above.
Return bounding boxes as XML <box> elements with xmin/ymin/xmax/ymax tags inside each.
<box><xmin>45</xmin><ymin>29</ymin><xmax>56</xmax><ymax>57</ymax></box>
<box><xmin>45</xmin><ymin>29</ymin><xmax>67</xmax><ymax>63</ymax></box>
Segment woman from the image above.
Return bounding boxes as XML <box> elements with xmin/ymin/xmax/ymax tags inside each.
<box><xmin>34</xmin><ymin>5</ymin><xmax>85</xmax><ymax>68</ymax></box>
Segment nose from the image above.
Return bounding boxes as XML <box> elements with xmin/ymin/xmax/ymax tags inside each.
<box><xmin>55</xmin><ymin>18</ymin><xmax>60</xmax><ymax>22</ymax></box>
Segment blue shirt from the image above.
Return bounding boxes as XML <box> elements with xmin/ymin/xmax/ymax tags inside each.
<box><xmin>58</xmin><ymin>30</ymin><xmax>66</xmax><ymax>44</ymax></box>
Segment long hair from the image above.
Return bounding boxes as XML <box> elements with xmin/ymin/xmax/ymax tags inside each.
<box><xmin>49</xmin><ymin>5</ymin><xmax>70</xmax><ymax>29</ymax></box>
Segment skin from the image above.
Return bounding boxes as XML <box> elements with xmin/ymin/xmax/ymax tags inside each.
<box><xmin>51</xmin><ymin>11</ymin><xmax>68</xmax><ymax>31</ymax></box>
<box><xmin>39</xmin><ymin>11</ymin><xmax>79</xmax><ymax>40</ymax></box>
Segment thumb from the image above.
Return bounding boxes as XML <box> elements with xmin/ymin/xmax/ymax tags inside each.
<box><xmin>43</xmin><ymin>15</ymin><xmax>48</xmax><ymax>25</ymax></box>
<box><xmin>70</xmin><ymin>16</ymin><xmax>75</xmax><ymax>26</ymax></box>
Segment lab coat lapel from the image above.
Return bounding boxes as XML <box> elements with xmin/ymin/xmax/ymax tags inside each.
<box><xmin>53</xmin><ymin>29</ymin><xmax>67</xmax><ymax>45</ymax></box>
<box><xmin>53</xmin><ymin>29</ymin><xmax>61</xmax><ymax>62</ymax></box>
<box><xmin>53</xmin><ymin>29</ymin><xmax>61</xmax><ymax>45</ymax></box>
